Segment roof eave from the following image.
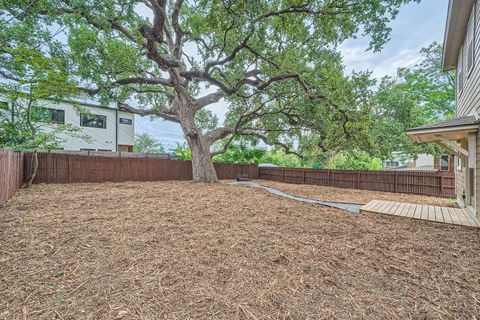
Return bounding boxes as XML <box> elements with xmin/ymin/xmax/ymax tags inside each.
<box><xmin>442</xmin><ymin>0</ymin><xmax>475</xmax><ymax>72</ymax></box>
<box><xmin>406</xmin><ymin>124</ymin><xmax>479</xmax><ymax>136</ymax></box>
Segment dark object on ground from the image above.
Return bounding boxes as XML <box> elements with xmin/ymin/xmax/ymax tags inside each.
<box><xmin>236</xmin><ymin>174</ymin><xmax>252</xmax><ymax>181</ymax></box>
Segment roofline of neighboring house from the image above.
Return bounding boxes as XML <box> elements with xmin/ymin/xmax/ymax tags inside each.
<box><xmin>442</xmin><ymin>0</ymin><xmax>476</xmax><ymax>71</ymax></box>
<box><xmin>58</xmin><ymin>98</ymin><xmax>134</xmax><ymax>114</ymax></box>
<box><xmin>0</xmin><ymin>90</ymin><xmax>134</xmax><ymax>114</ymax></box>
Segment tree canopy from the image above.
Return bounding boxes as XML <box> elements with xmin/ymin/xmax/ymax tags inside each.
<box><xmin>133</xmin><ymin>132</ymin><xmax>166</xmax><ymax>154</ymax></box>
<box><xmin>368</xmin><ymin>42</ymin><xmax>454</xmax><ymax>160</ymax></box>
<box><xmin>1</xmin><ymin>0</ymin><xmax>419</xmax><ymax>181</ymax></box>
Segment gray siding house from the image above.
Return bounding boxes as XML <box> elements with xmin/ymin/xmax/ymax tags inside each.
<box><xmin>407</xmin><ymin>0</ymin><xmax>480</xmax><ymax>218</ymax></box>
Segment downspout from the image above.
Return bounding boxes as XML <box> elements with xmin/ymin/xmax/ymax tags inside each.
<box><xmin>115</xmin><ymin>109</ymin><xmax>118</xmax><ymax>152</ymax></box>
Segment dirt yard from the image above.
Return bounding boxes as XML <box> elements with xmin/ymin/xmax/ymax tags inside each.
<box><xmin>1</xmin><ymin>181</ymin><xmax>479</xmax><ymax>319</ymax></box>
<box><xmin>258</xmin><ymin>179</ymin><xmax>458</xmax><ymax>207</ymax></box>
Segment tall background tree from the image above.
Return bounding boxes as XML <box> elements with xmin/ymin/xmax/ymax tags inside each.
<box><xmin>133</xmin><ymin>132</ymin><xmax>165</xmax><ymax>153</ymax></box>
<box><xmin>369</xmin><ymin>42</ymin><xmax>455</xmax><ymax>160</ymax></box>
<box><xmin>1</xmin><ymin>0</ymin><xmax>418</xmax><ymax>182</ymax></box>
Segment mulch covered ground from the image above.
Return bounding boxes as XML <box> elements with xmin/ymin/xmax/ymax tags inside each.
<box><xmin>1</xmin><ymin>181</ymin><xmax>479</xmax><ymax>319</ymax></box>
<box><xmin>258</xmin><ymin>179</ymin><xmax>458</xmax><ymax>207</ymax></box>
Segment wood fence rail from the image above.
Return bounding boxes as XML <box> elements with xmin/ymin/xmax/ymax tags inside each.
<box><xmin>24</xmin><ymin>152</ymin><xmax>259</xmax><ymax>184</ymax></box>
<box><xmin>259</xmin><ymin>167</ymin><xmax>456</xmax><ymax>198</ymax></box>
<box><xmin>0</xmin><ymin>149</ymin><xmax>24</xmax><ymax>205</ymax></box>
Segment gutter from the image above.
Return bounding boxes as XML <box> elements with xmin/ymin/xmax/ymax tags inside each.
<box><xmin>115</xmin><ymin>109</ymin><xmax>118</xmax><ymax>152</ymax></box>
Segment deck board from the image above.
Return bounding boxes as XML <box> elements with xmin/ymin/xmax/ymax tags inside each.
<box><xmin>398</xmin><ymin>203</ymin><xmax>408</xmax><ymax>216</ymax></box>
<box><xmin>442</xmin><ymin>207</ymin><xmax>453</xmax><ymax>224</ymax></box>
<box><xmin>406</xmin><ymin>203</ymin><xmax>416</xmax><ymax>218</ymax></box>
<box><xmin>434</xmin><ymin>206</ymin><xmax>443</xmax><ymax>223</ymax></box>
<box><xmin>360</xmin><ymin>201</ymin><xmax>478</xmax><ymax>228</ymax></box>
<box><xmin>427</xmin><ymin>206</ymin><xmax>436</xmax><ymax>222</ymax></box>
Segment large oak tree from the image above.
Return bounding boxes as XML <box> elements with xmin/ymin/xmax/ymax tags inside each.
<box><xmin>1</xmin><ymin>0</ymin><xmax>418</xmax><ymax>182</ymax></box>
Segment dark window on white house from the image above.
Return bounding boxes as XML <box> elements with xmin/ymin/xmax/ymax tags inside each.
<box><xmin>80</xmin><ymin>113</ymin><xmax>107</xmax><ymax>129</ymax></box>
<box><xmin>384</xmin><ymin>161</ymin><xmax>399</xmax><ymax>168</ymax></box>
<box><xmin>39</xmin><ymin>107</ymin><xmax>65</xmax><ymax>124</ymax></box>
<box><xmin>440</xmin><ymin>155</ymin><xmax>450</xmax><ymax>171</ymax></box>
<box><xmin>119</xmin><ymin>117</ymin><xmax>132</xmax><ymax>125</ymax></box>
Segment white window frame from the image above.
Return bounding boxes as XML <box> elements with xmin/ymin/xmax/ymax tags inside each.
<box><xmin>467</xmin><ymin>7</ymin><xmax>475</xmax><ymax>76</ymax></box>
<box><xmin>440</xmin><ymin>155</ymin><xmax>450</xmax><ymax>172</ymax></box>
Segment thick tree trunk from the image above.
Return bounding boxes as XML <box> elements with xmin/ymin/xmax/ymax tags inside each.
<box><xmin>23</xmin><ymin>151</ymin><xmax>38</xmax><ymax>188</ymax></box>
<box><xmin>188</xmin><ymin>136</ymin><xmax>218</xmax><ymax>183</ymax></box>
<box><xmin>179</xmin><ymin>106</ymin><xmax>218</xmax><ymax>183</ymax></box>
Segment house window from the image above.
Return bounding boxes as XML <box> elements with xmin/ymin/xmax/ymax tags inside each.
<box><xmin>80</xmin><ymin>113</ymin><xmax>107</xmax><ymax>129</ymax></box>
<box><xmin>97</xmin><ymin>149</ymin><xmax>112</xmax><ymax>152</ymax></box>
<box><xmin>119</xmin><ymin>117</ymin><xmax>132</xmax><ymax>125</ymax></box>
<box><xmin>384</xmin><ymin>161</ymin><xmax>399</xmax><ymax>168</ymax></box>
<box><xmin>457</xmin><ymin>157</ymin><xmax>462</xmax><ymax>171</ymax></box>
<box><xmin>440</xmin><ymin>155</ymin><xmax>450</xmax><ymax>171</ymax></box>
<box><xmin>80</xmin><ymin>148</ymin><xmax>95</xmax><ymax>151</ymax></box>
<box><xmin>466</xmin><ymin>7</ymin><xmax>475</xmax><ymax>75</ymax></box>
<box><xmin>458</xmin><ymin>46</ymin><xmax>464</xmax><ymax>95</ymax></box>
<box><xmin>38</xmin><ymin>107</ymin><xmax>65</xmax><ymax>124</ymax></box>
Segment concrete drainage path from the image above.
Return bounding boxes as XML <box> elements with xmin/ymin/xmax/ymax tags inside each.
<box><xmin>225</xmin><ymin>181</ymin><xmax>362</xmax><ymax>214</ymax></box>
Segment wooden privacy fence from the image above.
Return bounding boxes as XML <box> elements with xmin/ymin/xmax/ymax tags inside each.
<box><xmin>0</xmin><ymin>149</ymin><xmax>457</xmax><ymax>203</ymax></box>
<box><xmin>25</xmin><ymin>152</ymin><xmax>259</xmax><ymax>184</ymax></box>
<box><xmin>0</xmin><ymin>149</ymin><xmax>24</xmax><ymax>205</ymax></box>
<box><xmin>259</xmin><ymin>167</ymin><xmax>456</xmax><ymax>198</ymax></box>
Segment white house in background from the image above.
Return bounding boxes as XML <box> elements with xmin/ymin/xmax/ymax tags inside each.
<box><xmin>0</xmin><ymin>98</ymin><xmax>135</xmax><ymax>152</ymax></box>
<box><xmin>383</xmin><ymin>152</ymin><xmax>454</xmax><ymax>172</ymax></box>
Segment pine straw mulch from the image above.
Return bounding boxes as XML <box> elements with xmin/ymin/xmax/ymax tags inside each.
<box><xmin>257</xmin><ymin>179</ymin><xmax>458</xmax><ymax>207</ymax></box>
<box><xmin>1</xmin><ymin>181</ymin><xmax>479</xmax><ymax>319</ymax></box>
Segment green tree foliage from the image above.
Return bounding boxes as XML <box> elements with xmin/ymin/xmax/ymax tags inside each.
<box><xmin>369</xmin><ymin>42</ymin><xmax>453</xmax><ymax>159</ymax></box>
<box><xmin>326</xmin><ymin>152</ymin><xmax>383</xmax><ymax>171</ymax></box>
<box><xmin>133</xmin><ymin>132</ymin><xmax>165</xmax><ymax>154</ymax></box>
<box><xmin>260</xmin><ymin>150</ymin><xmax>303</xmax><ymax>168</ymax></box>
<box><xmin>0</xmin><ymin>0</ymin><xmax>418</xmax><ymax>182</ymax></box>
<box><xmin>171</xmin><ymin>143</ymin><xmax>192</xmax><ymax>161</ymax></box>
<box><xmin>397</xmin><ymin>42</ymin><xmax>455</xmax><ymax>120</ymax></box>
<box><xmin>213</xmin><ymin>138</ymin><xmax>266</xmax><ymax>165</ymax></box>
<box><xmin>0</xmin><ymin>45</ymin><xmax>90</xmax><ymax>186</ymax></box>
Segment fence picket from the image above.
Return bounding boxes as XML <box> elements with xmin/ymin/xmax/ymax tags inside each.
<box><xmin>259</xmin><ymin>167</ymin><xmax>455</xmax><ymax>198</ymax></box>
<box><xmin>0</xmin><ymin>149</ymin><xmax>24</xmax><ymax>205</ymax></box>
<box><xmin>0</xmin><ymin>150</ymin><xmax>457</xmax><ymax>204</ymax></box>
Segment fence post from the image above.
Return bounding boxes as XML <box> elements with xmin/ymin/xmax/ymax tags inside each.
<box><xmin>394</xmin><ymin>172</ymin><xmax>398</xmax><ymax>193</ymax></box>
<box><xmin>303</xmin><ymin>169</ymin><xmax>306</xmax><ymax>184</ymax></box>
<box><xmin>440</xmin><ymin>175</ymin><xmax>444</xmax><ymax>197</ymax></box>
<box><xmin>327</xmin><ymin>170</ymin><xmax>331</xmax><ymax>186</ymax></box>
<box><xmin>357</xmin><ymin>171</ymin><xmax>360</xmax><ymax>189</ymax></box>
<box><xmin>282</xmin><ymin>168</ymin><xmax>285</xmax><ymax>182</ymax></box>
<box><xmin>68</xmin><ymin>155</ymin><xmax>71</xmax><ymax>183</ymax></box>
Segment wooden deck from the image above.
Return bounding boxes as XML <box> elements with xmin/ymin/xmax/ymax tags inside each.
<box><xmin>360</xmin><ymin>200</ymin><xmax>480</xmax><ymax>228</ymax></box>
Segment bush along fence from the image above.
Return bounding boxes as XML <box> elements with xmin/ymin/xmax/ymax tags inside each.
<box><xmin>0</xmin><ymin>149</ymin><xmax>24</xmax><ymax>205</ymax></box>
<box><xmin>259</xmin><ymin>167</ymin><xmax>456</xmax><ymax>198</ymax></box>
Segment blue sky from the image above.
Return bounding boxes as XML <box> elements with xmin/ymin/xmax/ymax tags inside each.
<box><xmin>135</xmin><ymin>0</ymin><xmax>450</xmax><ymax>150</ymax></box>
